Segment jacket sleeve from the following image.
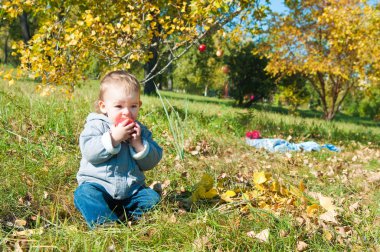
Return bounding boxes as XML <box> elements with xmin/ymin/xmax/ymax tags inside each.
<box><xmin>80</xmin><ymin>120</ymin><xmax>120</xmax><ymax>165</ymax></box>
<box><xmin>130</xmin><ymin>124</ymin><xmax>163</xmax><ymax>171</ymax></box>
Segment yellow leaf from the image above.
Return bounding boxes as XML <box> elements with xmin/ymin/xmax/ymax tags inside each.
<box><xmin>146</xmin><ymin>14</ymin><xmax>153</xmax><ymax>21</ymax></box>
<box><xmin>299</xmin><ymin>180</ymin><xmax>305</xmax><ymax>192</ymax></box>
<box><xmin>270</xmin><ymin>180</ymin><xmax>280</xmax><ymax>192</ymax></box>
<box><xmin>289</xmin><ymin>185</ymin><xmax>303</xmax><ymax>198</ymax></box>
<box><xmin>253</xmin><ymin>171</ymin><xmax>267</xmax><ymax>185</ymax></box>
<box><xmin>255</xmin><ymin>183</ymin><xmax>267</xmax><ymax>191</ymax></box>
<box><xmin>280</xmin><ymin>186</ymin><xmax>289</xmax><ymax>196</ymax></box>
<box><xmin>8</xmin><ymin>79</ymin><xmax>15</xmax><ymax>86</ymax></box>
<box><xmin>242</xmin><ymin>192</ymin><xmax>250</xmax><ymax>200</ymax></box>
<box><xmin>199</xmin><ymin>188</ymin><xmax>218</xmax><ymax>199</ymax></box>
<box><xmin>323</xmin><ymin>230</ymin><xmax>333</xmax><ymax>241</ymax></box>
<box><xmin>221</xmin><ymin>190</ymin><xmax>236</xmax><ymax>202</ymax></box>
<box><xmin>306</xmin><ymin>204</ymin><xmax>320</xmax><ymax>216</ymax></box>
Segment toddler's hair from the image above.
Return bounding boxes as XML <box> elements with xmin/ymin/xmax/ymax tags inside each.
<box><xmin>95</xmin><ymin>70</ymin><xmax>140</xmax><ymax>113</ymax></box>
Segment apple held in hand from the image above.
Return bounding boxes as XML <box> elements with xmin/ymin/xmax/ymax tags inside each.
<box><xmin>198</xmin><ymin>44</ymin><xmax>206</xmax><ymax>52</ymax></box>
<box><xmin>115</xmin><ymin>116</ymin><xmax>134</xmax><ymax>126</ymax></box>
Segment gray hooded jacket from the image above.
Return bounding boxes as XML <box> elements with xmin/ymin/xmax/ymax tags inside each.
<box><xmin>77</xmin><ymin>113</ymin><xmax>163</xmax><ymax>200</ymax></box>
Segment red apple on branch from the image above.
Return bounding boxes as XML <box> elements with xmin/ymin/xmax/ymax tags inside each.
<box><xmin>198</xmin><ymin>44</ymin><xmax>206</xmax><ymax>52</ymax></box>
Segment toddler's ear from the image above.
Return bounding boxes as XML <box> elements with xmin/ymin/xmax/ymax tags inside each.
<box><xmin>98</xmin><ymin>100</ymin><xmax>107</xmax><ymax>114</ymax></box>
<box><xmin>139</xmin><ymin>100</ymin><xmax>142</xmax><ymax>107</ymax></box>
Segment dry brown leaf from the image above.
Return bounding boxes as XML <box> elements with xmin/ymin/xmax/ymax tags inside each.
<box><xmin>297</xmin><ymin>241</ymin><xmax>308</xmax><ymax>251</ymax></box>
<box><xmin>319</xmin><ymin>210</ymin><xmax>339</xmax><ymax>224</ymax></box>
<box><xmin>319</xmin><ymin>195</ymin><xmax>338</xmax><ymax>212</ymax></box>
<box><xmin>14</xmin><ymin>219</ymin><xmax>27</xmax><ymax>227</ymax></box>
<box><xmin>13</xmin><ymin>227</ymin><xmax>44</xmax><ymax>237</ymax></box>
<box><xmin>349</xmin><ymin>201</ymin><xmax>360</xmax><ymax>213</ymax></box>
<box><xmin>368</xmin><ymin>172</ymin><xmax>380</xmax><ymax>183</ymax></box>
<box><xmin>255</xmin><ymin>229</ymin><xmax>270</xmax><ymax>243</ymax></box>
<box><xmin>247</xmin><ymin>229</ymin><xmax>270</xmax><ymax>243</ymax></box>
<box><xmin>193</xmin><ymin>236</ymin><xmax>210</xmax><ymax>251</ymax></box>
<box><xmin>279</xmin><ymin>230</ymin><xmax>289</xmax><ymax>237</ymax></box>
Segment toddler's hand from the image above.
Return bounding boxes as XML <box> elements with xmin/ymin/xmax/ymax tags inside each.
<box><xmin>130</xmin><ymin>123</ymin><xmax>144</xmax><ymax>152</ymax></box>
<box><xmin>110</xmin><ymin>121</ymin><xmax>136</xmax><ymax>147</ymax></box>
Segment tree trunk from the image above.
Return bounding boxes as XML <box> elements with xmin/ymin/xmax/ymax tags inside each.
<box><xmin>143</xmin><ymin>30</ymin><xmax>160</xmax><ymax>95</ymax></box>
<box><xmin>167</xmin><ymin>54</ymin><xmax>173</xmax><ymax>91</ymax></box>
<box><xmin>19</xmin><ymin>12</ymin><xmax>31</xmax><ymax>43</ymax></box>
<box><xmin>204</xmin><ymin>84</ymin><xmax>208</xmax><ymax>96</ymax></box>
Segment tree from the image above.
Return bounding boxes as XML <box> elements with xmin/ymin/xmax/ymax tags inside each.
<box><xmin>226</xmin><ymin>41</ymin><xmax>275</xmax><ymax>106</ymax></box>
<box><xmin>1</xmin><ymin>0</ymin><xmax>266</xmax><ymax>94</ymax></box>
<box><xmin>258</xmin><ymin>0</ymin><xmax>380</xmax><ymax>120</ymax></box>
<box><xmin>275</xmin><ymin>74</ymin><xmax>310</xmax><ymax>113</ymax></box>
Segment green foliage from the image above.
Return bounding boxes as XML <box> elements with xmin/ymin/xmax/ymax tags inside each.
<box><xmin>172</xmin><ymin>35</ymin><xmax>225</xmax><ymax>95</ymax></box>
<box><xmin>343</xmin><ymin>89</ymin><xmax>380</xmax><ymax>120</ymax></box>
<box><xmin>274</xmin><ymin>74</ymin><xmax>311</xmax><ymax>113</ymax></box>
<box><xmin>226</xmin><ymin>42</ymin><xmax>275</xmax><ymax>105</ymax></box>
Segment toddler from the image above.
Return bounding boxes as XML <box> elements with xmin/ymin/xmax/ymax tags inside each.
<box><xmin>74</xmin><ymin>70</ymin><xmax>162</xmax><ymax>229</ymax></box>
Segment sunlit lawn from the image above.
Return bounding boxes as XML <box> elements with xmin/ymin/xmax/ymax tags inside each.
<box><xmin>0</xmin><ymin>77</ymin><xmax>379</xmax><ymax>251</ymax></box>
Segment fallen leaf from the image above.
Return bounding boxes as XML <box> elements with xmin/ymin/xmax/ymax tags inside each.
<box><xmin>247</xmin><ymin>228</ymin><xmax>270</xmax><ymax>243</ymax></box>
<box><xmin>306</xmin><ymin>204</ymin><xmax>320</xmax><ymax>216</ymax></box>
<box><xmin>319</xmin><ymin>195</ymin><xmax>338</xmax><ymax>212</ymax></box>
<box><xmin>13</xmin><ymin>227</ymin><xmax>44</xmax><ymax>237</ymax></box>
<box><xmin>319</xmin><ymin>210</ymin><xmax>339</xmax><ymax>224</ymax></box>
<box><xmin>349</xmin><ymin>201</ymin><xmax>360</xmax><ymax>213</ymax></box>
<box><xmin>14</xmin><ymin>219</ymin><xmax>27</xmax><ymax>227</ymax></box>
<box><xmin>253</xmin><ymin>172</ymin><xmax>267</xmax><ymax>185</ymax></box>
<box><xmin>193</xmin><ymin>236</ymin><xmax>210</xmax><ymax>251</ymax></box>
<box><xmin>279</xmin><ymin>230</ymin><xmax>289</xmax><ymax>237</ymax></box>
<box><xmin>368</xmin><ymin>172</ymin><xmax>380</xmax><ymax>183</ymax></box>
<box><xmin>220</xmin><ymin>190</ymin><xmax>236</xmax><ymax>202</ymax></box>
<box><xmin>255</xmin><ymin>228</ymin><xmax>270</xmax><ymax>243</ymax></box>
<box><xmin>297</xmin><ymin>241</ymin><xmax>308</xmax><ymax>251</ymax></box>
<box><xmin>323</xmin><ymin>229</ymin><xmax>333</xmax><ymax>241</ymax></box>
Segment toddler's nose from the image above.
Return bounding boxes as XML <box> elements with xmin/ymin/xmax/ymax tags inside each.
<box><xmin>121</xmin><ymin>108</ymin><xmax>131</xmax><ymax>117</ymax></box>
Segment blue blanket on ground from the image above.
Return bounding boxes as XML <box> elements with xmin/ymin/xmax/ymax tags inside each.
<box><xmin>246</xmin><ymin>138</ymin><xmax>340</xmax><ymax>153</ymax></box>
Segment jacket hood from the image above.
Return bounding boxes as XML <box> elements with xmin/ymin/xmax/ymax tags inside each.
<box><xmin>86</xmin><ymin>112</ymin><xmax>111</xmax><ymax>124</ymax></box>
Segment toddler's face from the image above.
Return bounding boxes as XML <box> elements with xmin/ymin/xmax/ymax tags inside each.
<box><xmin>99</xmin><ymin>86</ymin><xmax>142</xmax><ymax>124</ymax></box>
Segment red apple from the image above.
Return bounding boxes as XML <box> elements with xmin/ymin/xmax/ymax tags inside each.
<box><xmin>251</xmin><ymin>130</ymin><xmax>261</xmax><ymax>139</ymax></box>
<box><xmin>198</xmin><ymin>44</ymin><xmax>206</xmax><ymax>52</ymax></box>
<box><xmin>216</xmin><ymin>49</ymin><xmax>224</xmax><ymax>57</ymax></box>
<box><xmin>115</xmin><ymin>116</ymin><xmax>134</xmax><ymax>126</ymax></box>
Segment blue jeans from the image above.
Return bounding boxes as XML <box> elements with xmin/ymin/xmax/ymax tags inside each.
<box><xmin>74</xmin><ymin>182</ymin><xmax>160</xmax><ymax>229</ymax></box>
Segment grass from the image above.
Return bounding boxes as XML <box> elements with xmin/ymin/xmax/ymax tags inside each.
<box><xmin>0</xmin><ymin>77</ymin><xmax>379</xmax><ymax>251</ymax></box>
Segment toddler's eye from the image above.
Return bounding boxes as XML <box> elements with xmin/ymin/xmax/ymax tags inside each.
<box><xmin>115</xmin><ymin>105</ymin><xmax>122</xmax><ymax>108</ymax></box>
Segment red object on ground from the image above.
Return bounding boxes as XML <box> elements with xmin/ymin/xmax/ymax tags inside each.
<box><xmin>246</xmin><ymin>130</ymin><xmax>261</xmax><ymax>139</ymax></box>
<box><xmin>198</xmin><ymin>44</ymin><xmax>206</xmax><ymax>52</ymax></box>
<box><xmin>115</xmin><ymin>116</ymin><xmax>134</xmax><ymax>126</ymax></box>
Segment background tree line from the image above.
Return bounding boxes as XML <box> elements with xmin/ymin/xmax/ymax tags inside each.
<box><xmin>0</xmin><ymin>0</ymin><xmax>379</xmax><ymax>121</ymax></box>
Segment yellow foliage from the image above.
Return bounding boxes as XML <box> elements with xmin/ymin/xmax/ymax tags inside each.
<box><xmin>0</xmin><ymin>0</ymin><xmax>262</xmax><ymax>91</ymax></box>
